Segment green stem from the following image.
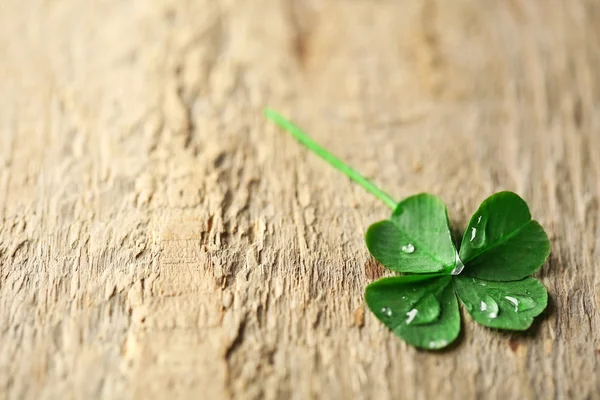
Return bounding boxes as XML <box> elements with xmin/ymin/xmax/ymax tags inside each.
<box><xmin>264</xmin><ymin>108</ymin><xmax>397</xmax><ymax>210</ymax></box>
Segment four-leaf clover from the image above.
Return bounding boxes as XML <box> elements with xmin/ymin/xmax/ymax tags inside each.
<box><xmin>365</xmin><ymin>192</ymin><xmax>550</xmax><ymax>349</ymax></box>
<box><xmin>264</xmin><ymin>108</ymin><xmax>551</xmax><ymax>351</ymax></box>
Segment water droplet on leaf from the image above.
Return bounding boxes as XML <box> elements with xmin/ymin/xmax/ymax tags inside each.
<box><xmin>405</xmin><ymin>308</ymin><xmax>418</xmax><ymax>325</ymax></box>
<box><xmin>505</xmin><ymin>295</ymin><xmax>536</xmax><ymax>312</ymax></box>
<box><xmin>381</xmin><ymin>307</ymin><xmax>393</xmax><ymax>317</ymax></box>
<box><xmin>481</xmin><ymin>295</ymin><xmax>499</xmax><ymax>319</ymax></box>
<box><xmin>401</xmin><ymin>243</ymin><xmax>415</xmax><ymax>254</ymax></box>
<box><xmin>451</xmin><ymin>252</ymin><xmax>465</xmax><ymax>275</ymax></box>
<box><xmin>504</xmin><ymin>296</ymin><xmax>519</xmax><ymax>312</ymax></box>
<box><xmin>406</xmin><ymin>294</ymin><xmax>440</xmax><ymax>325</ymax></box>
<box><xmin>470</xmin><ymin>215</ymin><xmax>487</xmax><ymax>249</ymax></box>
<box><xmin>428</xmin><ymin>339</ymin><xmax>448</xmax><ymax>349</ymax></box>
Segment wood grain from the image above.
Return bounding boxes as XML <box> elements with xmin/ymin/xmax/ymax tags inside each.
<box><xmin>1</xmin><ymin>0</ymin><xmax>599</xmax><ymax>399</ymax></box>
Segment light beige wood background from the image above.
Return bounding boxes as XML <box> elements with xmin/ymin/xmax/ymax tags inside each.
<box><xmin>1</xmin><ymin>0</ymin><xmax>599</xmax><ymax>399</ymax></box>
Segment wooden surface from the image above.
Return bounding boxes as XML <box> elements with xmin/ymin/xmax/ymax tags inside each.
<box><xmin>1</xmin><ymin>0</ymin><xmax>599</xmax><ymax>399</ymax></box>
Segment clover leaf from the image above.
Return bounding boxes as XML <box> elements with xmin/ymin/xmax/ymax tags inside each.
<box><xmin>264</xmin><ymin>109</ymin><xmax>551</xmax><ymax>351</ymax></box>
<box><xmin>365</xmin><ymin>274</ymin><xmax>460</xmax><ymax>349</ymax></box>
<box><xmin>366</xmin><ymin>194</ymin><xmax>456</xmax><ymax>274</ymax></box>
<box><xmin>453</xmin><ymin>276</ymin><xmax>547</xmax><ymax>330</ymax></box>
<box><xmin>459</xmin><ymin>191</ymin><xmax>551</xmax><ymax>281</ymax></box>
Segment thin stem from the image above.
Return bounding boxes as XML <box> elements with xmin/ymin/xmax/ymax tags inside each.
<box><xmin>264</xmin><ymin>108</ymin><xmax>397</xmax><ymax>210</ymax></box>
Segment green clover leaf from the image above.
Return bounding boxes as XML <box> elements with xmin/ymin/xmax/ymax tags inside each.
<box><xmin>366</xmin><ymin>194</ymin><xmax>456</xmax><ymax>274</ymax></box>
<box><xmin>265</xmin><ymin>109</ymin><xmax>551</xmax><ymax>351</ymax></box>
<box><xmin>459</xmin><ymin>191</ymin><xmax>551</xmax><ymax>281</ymax></box>
<box><xmin>365</xmin><ymin>274</ymin><xmax>460</xmax><ymax>349</ymax></box>
<box><xmin>453</xmin><ymin>276</ymin><xmax>547</xmax><ymax>330</ymax></box>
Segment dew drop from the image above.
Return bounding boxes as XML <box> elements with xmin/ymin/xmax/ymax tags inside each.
<box><xmin>407</xmin><ymin>293</ymin><xmax>440</xmax><ymax>325</ymax></box>
<box><xmin>504</xmin><ymin>296</ymin><xmax>519</xmax><ymax>312</ymax></box>
<box><xmin>481</xmin><ymin>295</ymin><xmax>499</xmax><ymax>319</ymax></box>
<box><xmin>506</xmin><ymin>295</ymin><xmax>536</xmax><ymax>312</ymax></box>
<box><xmin>405</xmin><ymin>308</ymin><xmax>418</xmax><ymax>325</ymax></box>
<box><xmin>401</xmin><ymin>243</ymin><xmax>415</xmax><ymax>254</ymax></box>
<box><xmin>470</xmin><ymin>215</ymin><xmax>487</xmax><ymax>249</ymax></box>
<box><xmin>381</xmin><ymin>307</ymin><xmax>393</xmax><ymax>317</ymax></box>
<box><xmin>451</xmin><ymin>252</ymin><xmax>465</xmax><ymax>275</ymax></box>
<box><xmin>428</xmin><ymin>339</ymin><xmax>448</xmax><ymax>349</ymax></box>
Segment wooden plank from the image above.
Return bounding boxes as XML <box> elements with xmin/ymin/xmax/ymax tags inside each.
<box><xmin>1</xmin><ymin>0</ymin><xmax>599</xmax><ymax>398</ymax></box>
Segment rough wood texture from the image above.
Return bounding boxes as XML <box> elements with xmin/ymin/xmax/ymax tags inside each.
<box><xmin>1</xmin><ymin>1</ymin><xmax>599</xmax><ymax>399</ymax></box>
